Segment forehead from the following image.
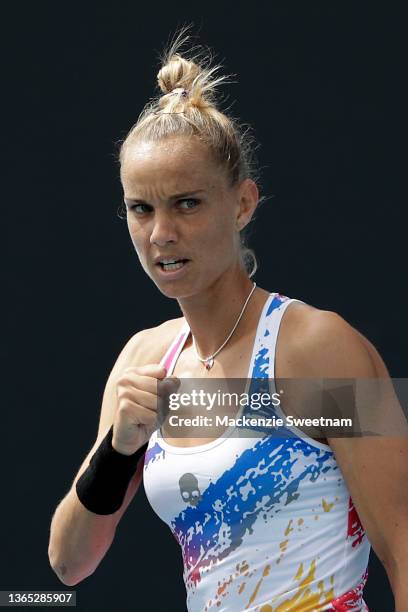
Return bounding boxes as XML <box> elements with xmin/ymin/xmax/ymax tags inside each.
<box><xmin>121</xmin><ymin>136</ymin><xmax>225</xmax><ymax>194</ymax></box>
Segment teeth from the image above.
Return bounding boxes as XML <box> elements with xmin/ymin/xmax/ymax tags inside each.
<box><xmin>160</xmin><ymin>259</ymin><xmax>179</xmax><ymax>264</ymax></box>
<box><xmin>162</xmin><ymin>261</ymin><xmax>185</xmax><ymax>271</ymax></box>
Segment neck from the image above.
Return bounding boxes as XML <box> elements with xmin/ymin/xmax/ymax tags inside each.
<box><xmin>177</xmin><ymin>270</ymin><xmax>265</xmax><ymax>358</ymax></box>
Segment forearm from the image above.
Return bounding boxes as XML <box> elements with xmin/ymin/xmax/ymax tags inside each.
<box><xmin>48</xmin><ymin>487</ymin><xmax>117</xmax><ymax>586</ymax></box>
<box><xmin>384</xmin><ymin>557</ymin><xmax>408</xmax><ymax>612</ymax></box>
<box><xmin>393</xmin><ymin>581</ymin><xmax>408</xmax><ymax>612</ymax></box>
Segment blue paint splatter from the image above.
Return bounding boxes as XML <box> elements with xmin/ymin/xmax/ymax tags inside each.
<box><xmin>171</xmin><ymin>435</ymin><xmax>334</xmax><ymax>586</ymax></box>
<box><xmin>144</xmin><ymin>442</ymin><xmax>165</xmax><ymax>469</ymax></box>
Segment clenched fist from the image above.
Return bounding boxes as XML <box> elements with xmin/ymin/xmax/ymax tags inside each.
<box><xmin>112</xmin><ymin>364</ymin><xmax>180</xmax><ymax>455</ymax></box>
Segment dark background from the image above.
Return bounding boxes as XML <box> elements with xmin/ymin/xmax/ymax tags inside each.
<box><xmin>3</xmin><ymin>1</ymin><xmax>405</xmax><ymax>610</ymax></box>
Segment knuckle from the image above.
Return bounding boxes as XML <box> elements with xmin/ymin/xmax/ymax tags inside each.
<box><xmin>117</xmin><ymin>403</ymin><xmax>131</xmax><ymax>415</ymax></box>
<box><xmin>122</xmin><ymin>365</ymin><xmax>140</xmax><ymax>373</ymax></box>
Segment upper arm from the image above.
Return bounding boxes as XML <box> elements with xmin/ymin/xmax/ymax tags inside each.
<box><xmin>71</xmin><ymin>329</ymin><xmax>148</xmax><ymax>523</ymax></box>
<box><xmin>96</xmin><ymin>329</ymin><xmax>147</xmax><ymax>440</ymax></box>
<box><xmin>299</xmin><ymin>310</ymin><xmax>408</xmax><ymax>575</ymax></box>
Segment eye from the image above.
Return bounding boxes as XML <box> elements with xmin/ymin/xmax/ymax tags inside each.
<box><xmin>178</xmin><ymin>198</ymin><xmax>200</xmax><ymax>210</ymax></box>
<box><xmin>128</xmin><ymin>203</ymin><xmax>152</xmax><ymax>214</ymax></box>
<box><xmin>126</xmin><ymin>198</ymin><xmax>200</xmax><ymax>215</ymax></box>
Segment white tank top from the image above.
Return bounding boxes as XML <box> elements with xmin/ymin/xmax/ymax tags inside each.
<box><xmin>143</xmin><ymin>293</ymin><xmax>371</xmax><ymax>611</ymax></box>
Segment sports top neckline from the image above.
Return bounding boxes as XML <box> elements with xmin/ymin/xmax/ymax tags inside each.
<box><xmin>156</xmin><ymin>292</ymin><xmax>276</xmax><ymax>454</ymax></box>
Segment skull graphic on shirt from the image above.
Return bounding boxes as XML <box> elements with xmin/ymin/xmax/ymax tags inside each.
<box><xmin>179</xmin><ymin>473</ymin><xmax>202</xmax><ymax>507</ymax></box>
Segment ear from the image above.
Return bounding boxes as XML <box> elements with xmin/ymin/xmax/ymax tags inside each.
<box><xmin>235</xmin><ymin>178</ymin><xmax>259</xmax><ymax>231</ymax></box>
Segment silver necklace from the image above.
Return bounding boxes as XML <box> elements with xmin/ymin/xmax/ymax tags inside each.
<box><xmin>192</xmin><ymin>282</ymin><xmax>257</xmax><ymax>370</ymax></box>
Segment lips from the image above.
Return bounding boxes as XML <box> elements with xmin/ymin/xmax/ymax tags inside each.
<box><xmin>154</xmin><ymin>257</ymin><xmax>190</xmax><ymax>268</ymax></box>
<box><xmin>154</xmin><ymin>258</ymin><xmax>191</xmax><ymax>278</ymax></box>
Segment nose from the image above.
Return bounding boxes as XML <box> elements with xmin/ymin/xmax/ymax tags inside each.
<box><xmin>149</xmin><ymin>210</ymin><xmax>178</xmax><ymax>247</ymax></box>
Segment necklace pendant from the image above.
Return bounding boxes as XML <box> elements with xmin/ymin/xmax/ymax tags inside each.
<box><xmin>204</xmin><ymin>357</ymin><xmax>214</xmax><ymax>370</ymax></box>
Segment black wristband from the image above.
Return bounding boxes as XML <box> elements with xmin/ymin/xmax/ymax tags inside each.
<box><xmin>75</xmin><ymin>426</ymin><xmax>148</xmax><ymax>515</ymax></box>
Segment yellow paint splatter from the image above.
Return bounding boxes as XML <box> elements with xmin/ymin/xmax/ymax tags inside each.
<box><xmin>297</xmin><ymin>518</ymin><xmax>304</xmax><ymax>525</ymax></box>
<box><xmin>244</xmin><ymin>564</ymin><xmax>271</xmax><ymax>609</ymax></box>
<box><xmin>285</xmin><ymin>519</ymin><xmax>294</xmax><ymax>536</ymax></box>
<box><xmin>322</xmin><ymin>498</ymin><xmax>334</xmax><ymax>512</ymax></box>
<box><xmin>279</xmin><ymin>540</ymin><xmax>288</xmax><ymax>551</ymax></box>
<box><xmin>294</xmin><ymin>562</ymin><xmax>304</xmax><ymax>581</ymax></box>
<box><xmin>270</xmin><ymin>559</ymin><xmax>335</xmax><ymax>611</ymax></box>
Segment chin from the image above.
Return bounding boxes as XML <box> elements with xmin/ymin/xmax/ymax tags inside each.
<box><xmin>146</xmin><ymin>262</ymin><xmax>196</xmax><ymax>299</ymax></box>
<box><xmin>155</xmin><ymin>283</ymin><xmax>197</xmax><ymax>300</ymax></box>
<box><xmin>151</xmin><ymin>274</ymin><xmax>203</xmax><ymax>300</ymax></box>
<box><xmin>147</xmin><ymin>263</ymin><xmax>222</xmax><ymax>299</ymax></box>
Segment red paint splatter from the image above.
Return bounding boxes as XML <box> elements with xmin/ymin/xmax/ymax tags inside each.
<box><xmin>329</xmin><ymin>569</ymin><xmax>369</xmax><ymax>610</ymax></box>
<box><xmin>189</xmin><ymin>566</ymin><xmax>202</xmax><ymax>586</ymax></box>
<box><xmin>347</xmin><ymin>496</ymin><xmax>365</xmax><ymax>548</ymax></box>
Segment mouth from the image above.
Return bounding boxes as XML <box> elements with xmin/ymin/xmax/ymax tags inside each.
<box><xmin>156</xmin><ymin>258</ymin><xmax>190</xmax><ymax>272</ymax></box>
<box><xmin>156</xmin><ymin>259</ymin><xmax>191</xmax><ymax>280</ymax></box>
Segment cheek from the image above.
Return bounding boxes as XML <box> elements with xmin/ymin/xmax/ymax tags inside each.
<box><xmin>204</xmin><ymin>211</ymin><xmax>234</xmax><ymax>238</ymax></box>
<box><xmin>127</xmin><ymin>231</ymin><xmax>151</xmax><ymax>271</ymax></box>
<box><xmin>127</xmin><ymin>220</ymin><xmax>148</xmax><ymax>251</ymax></box>
<box><xmin>201</xmin><ymin>224</ymin><xmax>237</xmax><ymax>266</ymax></box>
<box><xmin>208</xmin><ymin>217</ymin><xmax>236</xmax><ymax>249</ymax></box>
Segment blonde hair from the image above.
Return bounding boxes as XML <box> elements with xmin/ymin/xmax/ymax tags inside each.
<box><xmin>118</xmin><ymin>26</ymin><xmax>264</xmax><ymax>278</ymax></box>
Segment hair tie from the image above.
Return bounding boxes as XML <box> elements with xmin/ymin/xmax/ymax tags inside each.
<box><xmin>171</xmin><ymin>87</ymin><xmax>189</xmax><ymax>97</ymax></box>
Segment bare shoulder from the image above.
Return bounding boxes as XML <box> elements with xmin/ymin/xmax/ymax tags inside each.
<box><xmin>276</xmin><ymin>300</ymin><xmax>317</xmax><ymax>379</ymax></box>
<box><xmin>279</xmin><ymin>300</ymin><xmax>383</xmax><ymax>378</ymax></box>
<box><xmin>122</xmin><ymin>316</ymin><xmax>186</xmax><ymax>370</ymax></box>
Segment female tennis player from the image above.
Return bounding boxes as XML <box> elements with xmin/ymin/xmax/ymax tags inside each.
<box><xmin>48</xmin><ymin>30</ymin><xmax>408</xmax><ymax>611</ymax></box>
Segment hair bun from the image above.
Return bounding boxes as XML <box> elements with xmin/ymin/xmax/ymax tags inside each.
<box><xmin>157</xmin><ymin>54</ymin><xmax>201</xmax><ymax>95</ymax></box>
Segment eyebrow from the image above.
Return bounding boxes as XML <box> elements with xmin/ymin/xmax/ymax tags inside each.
<box><xmin>124</xmin><ymin>189</ymin><xmax>206</xmax><ymax>205</ymax></box>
